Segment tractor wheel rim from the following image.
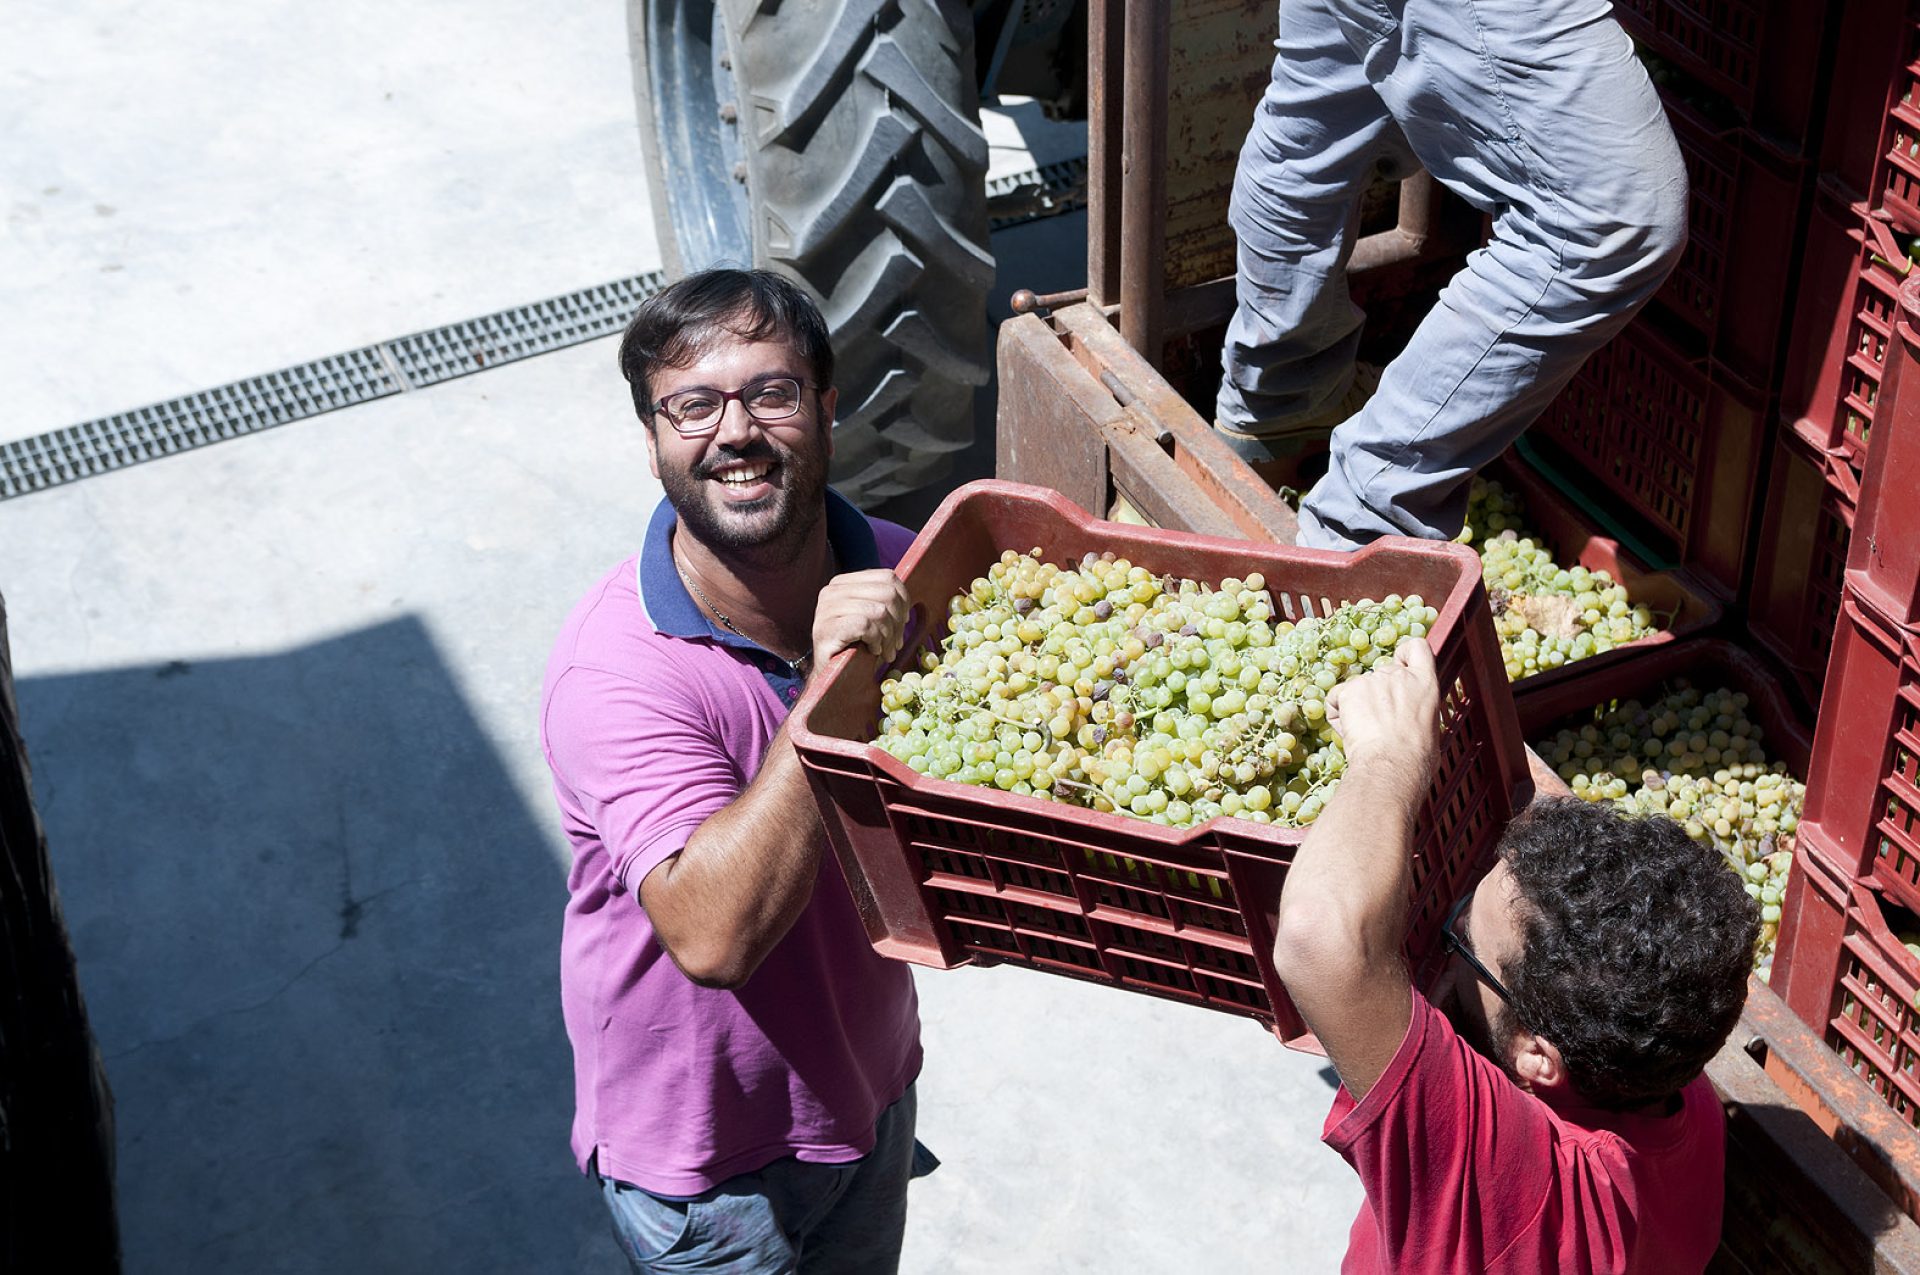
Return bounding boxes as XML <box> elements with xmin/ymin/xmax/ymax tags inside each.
<box><xmin>648</xmin><ymin>0</ymin><xmax>753</xmax><ymax>269</ymax></box>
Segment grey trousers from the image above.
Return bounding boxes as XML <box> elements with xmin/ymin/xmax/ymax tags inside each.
<box><xmin>1215</xmin><ymin>0</ymin><xmax>1689</xmax><ymax>548</ymax></box>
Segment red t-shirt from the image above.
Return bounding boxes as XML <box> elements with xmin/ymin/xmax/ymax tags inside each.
<box><xmin>1323</xmin><ymin>992</ymin><xmax>1724</xmax><ymax>1274</ymax></box>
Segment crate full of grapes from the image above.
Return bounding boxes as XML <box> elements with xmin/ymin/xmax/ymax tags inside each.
<box><xmin>788</xmin><ymin>481</ymin><xmax>1534</xmax><ymax>1045</ymax></box>
<box><xmin>1469</xmin><ymin>452</ymin><xmax>1720</xmax><ymax>701</ymax></box>
<box><xmin>1515</xmin><ymin>638</ymin><xmax>1813</xmax><ymax>980</ymax></box>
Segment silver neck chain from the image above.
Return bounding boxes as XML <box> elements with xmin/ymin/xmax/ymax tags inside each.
<box><xmin>675</xmin><ymin>553</ymin><xmax>813</xmax><ymax>679</ymax></box>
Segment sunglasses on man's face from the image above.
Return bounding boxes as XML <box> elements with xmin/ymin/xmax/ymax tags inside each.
<box><xmin>1443</xmin><ymin>887</ymin><xmax>1512</xmax><ymax>1004</ymax></box>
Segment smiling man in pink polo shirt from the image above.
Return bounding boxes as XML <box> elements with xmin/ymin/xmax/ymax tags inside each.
<box><xmin>541</xmin><ymin>269</ymin><xmax>929</xmax><ymax>1273</ymax></box>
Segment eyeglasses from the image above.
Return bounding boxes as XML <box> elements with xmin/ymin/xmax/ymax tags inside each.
<box><xmin>1443</xmin><ymin>887</ymin><xmax>1512</xmax><ymax>1004</ymax></box>
<box><xmin>649</xmin><ymin>376</ymin><xmax>814</xmax><ymax>436</ymax></box>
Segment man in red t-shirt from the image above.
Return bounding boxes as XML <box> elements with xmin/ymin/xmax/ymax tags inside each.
<box><xmin>1272</xmin><ymin>640</ymin><xmax>1759</xmax><ymax>1274</ymax></box>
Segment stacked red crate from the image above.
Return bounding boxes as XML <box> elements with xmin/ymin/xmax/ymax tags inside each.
<box><xmin>1527</xmin><ymin>316</ymin><xmax>1767</xmax><ymax>604</ymax></box>
<box><xmin>1851</xmin><ymin>281</ymin><xmax>1920</xmax><ymax>633</ymax></box>
<box><xmin>1780</xmin><ymin>200</ymin><xmax>1909</xmax><ymax>500</ymax></box>
<box><xmin>1770</xmin><ymin>276</ymin><xmax>1920</xmax><ymax>1131</ymax></box>
<box><xmin>1872</xmin><ymin>29</ymin><xmax>1920</xmax><ymax>231</ymax></box>
<box><xmin>1755</xmin><ymin>0</ymin><xmax>1920</xmax><ymax>703</ymax></box>
<box><xmin>1612</xmin><ymin>0</ymin><xmax>1838</xmax><ymax>156</ymax></box>
<box><xmin>1653</xmin><ymin>94</ymin><xmax>1811</xmax><ymax>389</ymax></box>
<box><xmin>1746</xmin><ymin>416</ymin><xmax>1858</xmax><ymax>710</ymax></box>
<box><xmin>1812</xmin><ymin>0</ymin><xmax>1915</xmax><ymax>205</ymax></box>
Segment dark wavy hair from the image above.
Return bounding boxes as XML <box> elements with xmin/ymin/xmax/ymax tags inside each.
<box><xmin>1497</xmin><ymin>798</ymin><xmax>1759</xmax><ymax>1110</ymax></box>
<box><xmin>617</xmin><ymin>268</ymin><xmax>834</xmax><ymax>426</ymax></box>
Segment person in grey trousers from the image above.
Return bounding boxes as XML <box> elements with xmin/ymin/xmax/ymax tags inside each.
<box><xmin>1215</xmin><ymin>0</ymin><xmax>1689</xmax><ymax>549</ymax></box>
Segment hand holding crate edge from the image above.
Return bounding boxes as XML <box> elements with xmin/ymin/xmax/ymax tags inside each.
<box><xmin>786</xmin><ymin>480</ymin><xmax>1535</xmax><ymax>1046</ymax></box>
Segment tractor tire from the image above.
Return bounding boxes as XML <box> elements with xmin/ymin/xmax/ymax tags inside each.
<box><xmin>630</xmin><ymin>0</ymin><xmax>994</xmax><ymax>506</ymax></box>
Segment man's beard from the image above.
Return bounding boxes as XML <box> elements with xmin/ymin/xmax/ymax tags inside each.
<box><xmin>661</xmin><ymin>429</ymin><xmax>831</xmax><ymax>565</ymax></box>
<box><xmin>1440</xmin><ymin>980</ymin><xmax>1528</xmax><ymax>1085</ymax></box>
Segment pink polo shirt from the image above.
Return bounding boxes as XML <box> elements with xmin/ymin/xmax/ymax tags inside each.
<box><xmin>540</xmin><ymin>491</ymin><xmax>922</xmax><ymax>1196</ymax></box>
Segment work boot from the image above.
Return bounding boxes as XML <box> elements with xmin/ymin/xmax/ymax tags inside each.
<box><xmin>1214</xmin><ymin>363</ymin><xmax>1382</xmax><ymax>496</ymax></box>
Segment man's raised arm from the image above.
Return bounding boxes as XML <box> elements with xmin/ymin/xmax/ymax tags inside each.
<box><xmin>1271</xmin><ymin>637</ymin><xmax>1442</xmax><ymax>1098</ymax></box>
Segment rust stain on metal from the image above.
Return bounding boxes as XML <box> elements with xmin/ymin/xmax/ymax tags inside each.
<box><xmin>1120</xmin><ymin>0</ymin><xmax>1172</xmax><ymax>362</ymax></box>
<box><xmin>1106</xmin><ymin>420</ymin><xmax>1243</xmax><ymax>539</ymax></box>
<box><xmin>1163</xmin><ymin>0</ymin><xmax>1275</xmax><ymax>290</ymax></box>
<box><xmin>1056</xmin><ymin>306</ymin><xmax>1299</xmax><ymax>544</ymax></box>
<box><xmin>1707</xmin><ymin>980</ymin><xmax>1920</xmax><ymax>1270</ymax></box>
<box><xmin>1748</xmin><ymin>981</ymin><xmax>1920</xmax><ymax>1227</ymax></box>
<box><xmin>998</xmin><ymin>303</ymin><xmax>1294</xmax><ymax>544</ymax></box>
<box><xmin>1087</xmin><ymin>0</ymin><xmax>1126</xmax><ymax>307</ymax></box>
<box><xmin>1009</xmin><ymin>287</ymin><xmax>1090</xmax><ymax>317</ymax></box>
<box><xmin>993</xmin><ymin>313</ymin><xmax>1115</xmax><ymax>515</ymax></box>
<box><xmin>1166</xmin><ymin>424</ymin><xmax>1299</xmax><ymax>545</ymax></box>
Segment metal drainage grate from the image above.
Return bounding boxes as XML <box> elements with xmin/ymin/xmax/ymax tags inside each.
<box><xmin>386</xmin><ymin>274</ymin><xmax>664</xmax><ymax>389</ymax></box>
<box><xmin>0</xmin><ymin>271</ymin><xmax>669</xmax><ymax>501</ymax></box>
<box><xmin>0</xmin><ymin>349</ymin><xmax>402</xmax><ymax>500</ymax></box>
<box><xmin>3</xmin><ymin>154</ymin><xmax>1091</xmax><ymax>502</ymax></box>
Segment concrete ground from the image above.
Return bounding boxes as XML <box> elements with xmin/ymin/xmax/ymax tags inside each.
<box><xmin>1</xmin><ymin>3</ymin><xmax>1360</xmax><ymax>1271</ymax></box>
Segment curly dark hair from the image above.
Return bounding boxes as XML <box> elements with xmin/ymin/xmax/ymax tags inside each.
<box><xmin>617</xmin><ymin>268</ymin><xmax>834</xmax><ymax>428</ymax></box>
<box><xmin>1496</xmin><ymin>798</ymin><xmax>1760</xmax><ymax>1110</ymax></box>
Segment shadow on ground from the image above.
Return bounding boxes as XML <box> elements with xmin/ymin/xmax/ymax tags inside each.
<box><xmin>18</xmin><ymin>616</ymin><xmax>617</xmax><ymax>1272</ymax></box>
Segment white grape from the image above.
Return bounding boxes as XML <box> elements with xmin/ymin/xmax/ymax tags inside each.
<box><xmin>876</xmin><ymin>550</ymin><xmax>1438</xmax><ymax>832</ymax></box>
<box><xmin>1531</xmin><ymin>681</ymin><xmax>1803</xmax><ymax>975</ymax></box>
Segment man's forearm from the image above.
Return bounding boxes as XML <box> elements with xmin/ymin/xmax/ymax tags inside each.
<box><xmin>1281</xmin><ymin>749</ymin><xmax>1422</xmax><ymax>959</ymax></box>
<box><xmin>642</xmin><ymin>725</ymin><xmax>827</xmax><ymax>987</ymax></box>
<box><xmin>1271</xmin><ymin>747</ymin><xmax>1426</xmax><ymax>1096</ymax></box>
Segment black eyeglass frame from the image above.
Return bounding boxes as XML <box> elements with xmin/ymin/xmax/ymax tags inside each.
<box><xmin>647</xmin><ymin>376</ymin><xmax>820</xmax><ymax>436</ymax></box>
<box><xmin>1442</xmin><ymin>887</ymin><xmax>1513</xmax><ymax>1005</ymax></box>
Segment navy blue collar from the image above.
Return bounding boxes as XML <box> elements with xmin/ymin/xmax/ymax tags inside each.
<box><xmin>638</xmin><ymin>487</ymin><xmax>880</xmax><ymax>645</ymax></box>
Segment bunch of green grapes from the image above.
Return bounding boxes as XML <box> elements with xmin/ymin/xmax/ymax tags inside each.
<box><xmin>1532</xmin><ymin>682</ymin><xmax>1804</xmax><ymax>975</ymax></box>
<box><xmin>872</xmin><ymin>549</ymin><xmax>1439</xmax><ymax>831</ymax></box>
<box><xmin>1458</xmin><ymin>477</ymin><xmax>1663</xmax><ymax>681</ymax></box>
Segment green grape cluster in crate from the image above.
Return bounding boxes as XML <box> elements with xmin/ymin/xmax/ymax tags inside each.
<box><xmin>1458</xmin><ymin>477</ymin><xmax>1664</xmax><ymax>681</ymax></box>
<box><xmin>1532</xmin><ymin>683</ymin><xmax>1804</xmax><ymax>975</ymax></box>
<box><xmin>874</xmin><ymin>549</ymin><xmax>1437</xmax><ymax>831</ymax></box>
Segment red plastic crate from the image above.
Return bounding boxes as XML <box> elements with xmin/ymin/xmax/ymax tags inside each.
<box><xmin>1881</xmin><ymin>26</ymin><xmax>1920</xmax><ymax>231</ymax></box>
<box><xmin>1528</xmin><ymin>317</ymin><xmax>1768</xmax><ymax>603</ymax></box>
<box><xmin>1770</xmin><ymin>826</ymin><xmax>1920</xmax><ymax>1129</ymax></box>
<box><xmin>1816</xmin><ymin>0</ymin><xmax>1911</xmax><ymax>201</ymax></box>
<box><xmin>1612</xmin><ymin>0</ymin><xmax>1836</xmax><ymax>147</ymax></box>
<box><xmin>789</xmin><ymin>480</ymin><xmax>1535</xmax><ymax>1045</ymax></box>
<box><xmin>1481</xmin><ymin>451</ymin><xmax>1722</xmax><ymax>706</ymax></box>
<box><xmin>1655</xmin><ymin>93</ymin><xmax>1809</xmax><ymax>384</ymax></box>
<box><xmin>1770</xmin><ymin>825</ymin><xmax>1851</xmax><ymax>1028</ymax></box>
<box><xmin>1849</xmin><ymin>274</ymin><xmax>1920</xmax><ymax>627</ymax></box>
<box><xmin>1782</xmin><ymin>197</ymin><xmax>1909</xmax><ymax>491</ymax></box>
<box><xmin>1800</xmin><ymin>591</ymin><xmax>1920</xmax><ymax>917</ymax></box>
<box><xmin>1514</xmin><ymin>636</ymin><xmax>1812</xmax><ymax>780</ymax></box>
<box><xmin>1747</xmin><ymin>418</ymin><xmax>1859</xmax><ymax>707</ymax></box>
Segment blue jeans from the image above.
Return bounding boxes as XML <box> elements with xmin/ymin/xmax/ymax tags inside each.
<box><xmin>1215</xmin><ymin>0</ymin><xmax>1688</xmax><ymax>548</ymax></box>
<box><xmin>598</xmin><ymin>1086</ymin><xmax>935</xmax><ymax>1274</ymax></box>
